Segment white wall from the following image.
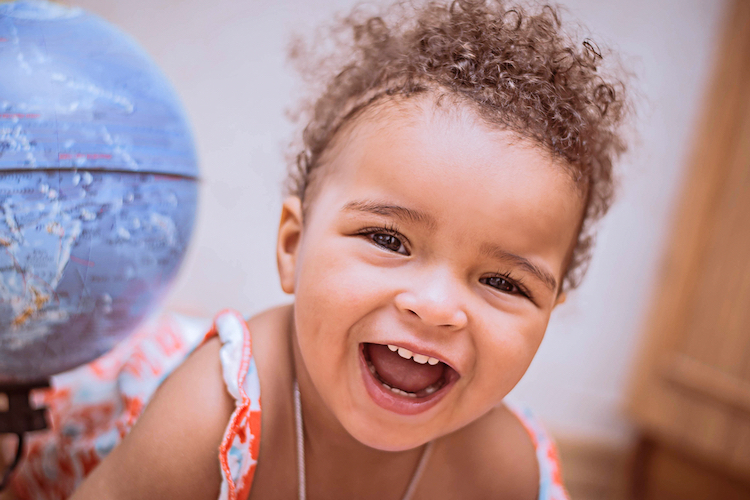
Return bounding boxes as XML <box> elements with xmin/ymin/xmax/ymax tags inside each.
<box><xmin>69</xmin><ymin>0</ymin><xmax>727</xmax><ymax>444</ymax></box>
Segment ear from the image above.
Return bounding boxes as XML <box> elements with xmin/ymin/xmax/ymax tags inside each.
<box><xmin>277</xmin><ymin>196</ymin><xmax>303</xmax><ymax>294</ymax></box>
<box><xmin>553</xmin><ymin>291</ymin><xmax>567</xmax><ymax>308</ymax></box>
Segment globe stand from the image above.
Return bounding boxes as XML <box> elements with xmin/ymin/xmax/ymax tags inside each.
<box><xmin>0</xmin><ymin>380</ymin><xmax>49</xmax><ymax>491</ymax></box>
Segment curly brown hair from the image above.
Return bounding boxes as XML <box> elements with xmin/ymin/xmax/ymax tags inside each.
<box><xmin>287</xmin><ymin>0</ymin><xmax>629</xmax><ymax>291</ymax></box>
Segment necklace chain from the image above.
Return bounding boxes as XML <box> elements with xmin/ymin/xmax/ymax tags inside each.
<box><xmin>293</xmin><ymin>381</ymin><xmax>433</xmax><ymax>500</ymax></box>
<box><xmin>294</xmin><ymin>380</ymin><xmax>307</xmax><ymax>500</ymax></box>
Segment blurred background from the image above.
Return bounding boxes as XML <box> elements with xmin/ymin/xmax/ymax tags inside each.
<box><xmin>54</xmin><ymin>0</ymin><xmax>750</xmax><ymax>498</ymax></box>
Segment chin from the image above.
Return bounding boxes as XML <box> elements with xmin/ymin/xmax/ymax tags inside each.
<box><xmin>342</xmin><ymin>415</ymin><xmax>436</xmax><ymax>452</ymax></box>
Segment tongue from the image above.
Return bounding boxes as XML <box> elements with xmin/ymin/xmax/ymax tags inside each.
<box><xmin>366</xmin><ymin>343</ymin><xmax>445</xmax><ymax>393</ymax></box>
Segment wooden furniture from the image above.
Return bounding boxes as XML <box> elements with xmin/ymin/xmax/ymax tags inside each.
<box><xmin>629</xmin><ymin>0</ymin><xmax>750</xmax><ymax>497</ymax></box>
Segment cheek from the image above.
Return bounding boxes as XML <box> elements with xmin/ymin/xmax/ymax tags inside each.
<box><xmin>475</xmin><ymin>312</ymin><xmax>548</xmax><ymax>390</ymax></box>
<box><xmin>296</xmin><ymin>234</ymin><xmax>392</xmax><ymax>310</ymax></box>
<box><xmin>293</xmin><ymin>237</ymin><xmax>379</xmax><ymax>352</ymax></box>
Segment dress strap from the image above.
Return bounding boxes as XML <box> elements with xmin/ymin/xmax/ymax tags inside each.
<box><xmin>209</xmin><ymin>310</ymin><xmax>262</xmax><ymax>500</ymax></box>
<box><xmin>506</xmin><ymin>403</ymin><xmax>570</xmax><ymax>500</ymax></box>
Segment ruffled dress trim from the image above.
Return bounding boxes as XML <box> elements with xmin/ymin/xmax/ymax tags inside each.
<box><xmin>205</xmin><ymin>310</ymin><xmax>261</xmax><ymax>500</ymax></box>
<box><xmin>507</xmin><ymin>404</ymin><xmax>570</xmax><ymax>500</ymax></box>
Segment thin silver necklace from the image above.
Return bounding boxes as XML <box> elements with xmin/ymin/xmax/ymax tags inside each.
<box><xmin>294</xmin><ymin>381</ymin><xmax>433</xmax><ymax>500</ymax></box>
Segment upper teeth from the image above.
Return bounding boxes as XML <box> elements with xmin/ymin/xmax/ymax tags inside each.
<box><xmin>388</xmin><ymin>344</ymin><xmax>440</xmax><ymax>366</ymax></box>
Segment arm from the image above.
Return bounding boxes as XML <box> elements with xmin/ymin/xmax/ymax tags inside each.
<box><xmin>71</xmin><ymin>336</ymin><xmax>235</xmax><ymax>500</ymax></box>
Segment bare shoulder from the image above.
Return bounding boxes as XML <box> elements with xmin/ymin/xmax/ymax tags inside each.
<box><xmin>241</xmin><ymin>304</ymin><xmax>299</xmax><ymax>500</ymax></box>
<box><xmin>421</xmin><ymin>404</ymin><xmax>539</xmax><ymax>500</ymax></box>
<box><xmin>245</xmin><ymin>304</ymin><xmax>295</xmax><ymax>398</ymax></box>
<box><xmin>71</xmin><ymin>336</ymin><xmax>235</xmax><ymax>500</ymax></box>
<box><xmin>245</xmin><ymin>303</ymin><xmax>293</xmax><ymax>351</ymax></box>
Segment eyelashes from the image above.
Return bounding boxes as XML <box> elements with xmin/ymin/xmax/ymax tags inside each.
<box><xmin>354</xmin><ymin>224</ymin><xmax>534</xmax><ymax>301</ymax></box>
<box><xmin>480</xmin><ymin>273</ymin><xmax>533</xmax><ymax>300</ymax></box>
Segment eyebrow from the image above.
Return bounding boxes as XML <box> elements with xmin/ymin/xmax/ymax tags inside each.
<box><xmin>342</xmin><ymin>200</ymin><xmax>437</xmax><ymax>230</ymax></box>
<box><xmin>480</xmin><ymin>243</ymin><xmax>558</xmax><ymax>292</ymax></box>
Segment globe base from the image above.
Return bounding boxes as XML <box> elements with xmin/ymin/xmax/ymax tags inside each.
<box><xmin>0</xmin><ymin>380</ymin><xmax>49</xmax><ymax>490</ymax></box>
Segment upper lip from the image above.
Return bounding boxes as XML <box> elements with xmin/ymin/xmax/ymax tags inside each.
<box><xmin>364</xmin><ymin>340</ymin><xmax>461</xmax><ymax>375</ymax></box>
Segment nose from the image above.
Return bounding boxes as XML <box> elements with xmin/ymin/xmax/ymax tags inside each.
<box><xmin>394</xmin><ymin>268</ymin><xmax>468</xmax><ymax>330</ymax></box>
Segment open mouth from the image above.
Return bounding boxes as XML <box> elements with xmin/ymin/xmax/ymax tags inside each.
<box><xmin>360</xmin><ymin>342</ymin><xmax>460</xmax><ymax>415</ymax></box>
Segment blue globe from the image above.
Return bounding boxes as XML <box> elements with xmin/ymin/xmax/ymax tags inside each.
<box><xmin>0</xmin><ymin>1</ymin><xmax>199</xmax><ymax>382</ymax></box>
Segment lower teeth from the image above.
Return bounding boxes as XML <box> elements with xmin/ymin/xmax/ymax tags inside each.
<box><xmin>366</xmin><ymin>359</ymin><xmax>442</xmax><ymax>398</ymax></box>
<box><xmin>390</xmin><ymin>387</ymin><xmax>415</xmax><ymax>398</ymax></box>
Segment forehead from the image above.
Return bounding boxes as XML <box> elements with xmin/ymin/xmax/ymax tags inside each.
<box><xmin>315</xmin><ymin>96</ymin><xmax>581</xmax><ymax>211</ymax></box>
<box><xmin>314</xmin><ymin>95</ymin><xmax>580</xmax><ymax>196</ymax></box>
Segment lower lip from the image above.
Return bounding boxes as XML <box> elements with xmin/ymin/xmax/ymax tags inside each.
<box><xmin>358</xmin><ymin>344</ymin><xmax>456</xmax><ymax>415</ymax></box>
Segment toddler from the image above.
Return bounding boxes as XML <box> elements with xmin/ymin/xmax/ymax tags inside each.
<box><xmin>7</xmin><ymin>0</ymin><xmax>628</xmax><ymax>499</ymax></box>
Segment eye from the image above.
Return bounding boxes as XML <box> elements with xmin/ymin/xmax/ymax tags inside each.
<box><xmin>370</xmin><ymin>232</ymin><xmax>408</xmax><ymax>254</ymax></box>
<box><xmin>372</xmin><ymin>233</ymin><xmax>403</xmax><ymax>252</ymax></box>
<box><xmin>480</xmin><ymin>275</ymin><xmax>524</xmax><ymax>295</ymax></box>
<box><xmin>359</xmin><ymin>227</ymin><xmax>409</xmax><ymax>255</ymax></box>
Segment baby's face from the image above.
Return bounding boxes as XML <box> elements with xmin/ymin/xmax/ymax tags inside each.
<box><xmin>278</xmin><ymin>99</ymin><xmax>583</xmax><ymax>450</ymax></box>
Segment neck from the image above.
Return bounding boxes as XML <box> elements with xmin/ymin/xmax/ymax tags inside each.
<box><xmin>290</xmin><ymin>318</ymin><xmax>427</xmax><ymax>499</ymax></box>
